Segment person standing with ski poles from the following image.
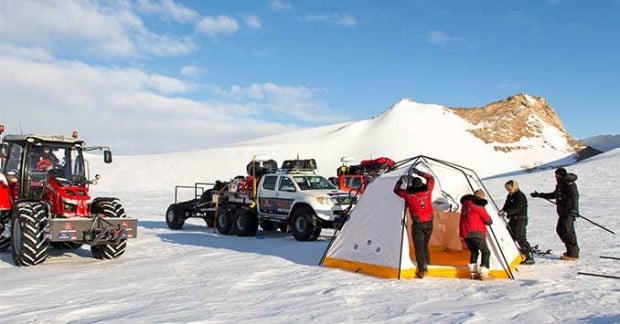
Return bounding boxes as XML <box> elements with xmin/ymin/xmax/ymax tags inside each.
<box><xmin>393</xmin><ymin>167</ymin><xmax>435</xmax><ymax>279</ymax></box>
<box><xmin>530</xmin><ymin>167</ymin><xmax>580</xmax><ymax>261</ymax></box>
<box><xmin>499</xmin><ymin>180</ymin><xmax>535</xmax><ymax>264</ymax></box>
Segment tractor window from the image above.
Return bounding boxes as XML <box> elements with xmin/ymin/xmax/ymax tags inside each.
<box><xmin>4</xmin><ymin>144</ymin><xmax>23</xmax><ymax>173</ymax></box>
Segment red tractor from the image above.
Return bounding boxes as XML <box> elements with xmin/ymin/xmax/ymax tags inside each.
<box><xmin>0</xmin><ymin>127</ymin><xmax>138</xmax><ymax>266</ymax></box>
<box><xmin>334</xmin><ymin>156</ymin><xmax>396</xmax><ymax>194</ymax></box>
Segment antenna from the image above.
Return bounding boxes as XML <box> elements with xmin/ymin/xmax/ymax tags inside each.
<box><xmin>18</xmin><ymin>121</ymin><xmax>23</xmax><ymax>135</ymax></box>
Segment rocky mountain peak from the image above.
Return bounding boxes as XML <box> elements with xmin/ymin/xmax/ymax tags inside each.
<box><xmin>450</xmin><ymin>93</ymin><xmax>585</xmax><ymax>153</ymax></box>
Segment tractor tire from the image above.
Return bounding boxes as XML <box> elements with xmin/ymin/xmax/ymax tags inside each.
<box><xmin>90</xmin><ymin>199</ymin><xmax>127</xmax><ymax>260</ymax></box>
<box><xmin>290</xmin><ymin>206</ymin><xmax>318</xmax><ymax>241</ymax></box>
<box><xmin>11</xmin><ymin>202</ymin><xmax>49</xmax><ymax>266</ymax></box>
<box><xmin>165</xmin><ymin>204</ymin><xmax>185</xmax><ymax>230</ymax></box>
<box><xmin>234</xmin><ymin>208</ymin><xmax>258</xmax><ymax>237</ymax></box>
<box><xmin>215</xmin><ymin>206</ymin><xmax>235</xmax><ymax>235</ymax></box>
<box><xmin>0</xmin><ymin>216</ymin><xmax>10</xmax><ymax>252</ymax></box>
<box><xmin>260</xmin><ymin>220</ymin><xmax>278</xmax><ymax>232</ymax></box>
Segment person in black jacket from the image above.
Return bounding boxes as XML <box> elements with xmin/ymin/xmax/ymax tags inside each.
<box><xmin>531</xmin><ymin>167</ymin><xmax>580</xmax><ymax>260</ymax></box>
<box><xmin>500</xmin><ymin>180</ymin><xmax>534</xmax><ymax>264</ymax></box>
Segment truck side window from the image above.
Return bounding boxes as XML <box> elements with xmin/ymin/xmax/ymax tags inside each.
<box><xmin>279</xmin><ymin>177</ymin><xmax>296</xmax><ymax>192</ymax></box>
<box><xmin>262</xmin><ymin>175</ymin><xmax>277</xmax><ymax>190</ymax></box>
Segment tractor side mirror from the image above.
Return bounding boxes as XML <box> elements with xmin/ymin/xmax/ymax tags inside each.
<box><xmin>0</xmin><ymin>143</ymin><xmax>8</xmax><ymax>159</ymax></box>
<box><xmin>103</xmin><ymin>150</ymin><xmax>112</xmax><ymax>163</ymax></box>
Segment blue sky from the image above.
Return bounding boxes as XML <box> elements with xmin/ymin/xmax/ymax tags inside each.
<box><xmin>0</xmin><ymin>0</ymin><xmax>618</xmax><ymax>154</ymax></box>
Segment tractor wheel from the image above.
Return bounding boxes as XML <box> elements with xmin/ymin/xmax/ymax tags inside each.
<box><xmin>215</xmin><ymin>206</ymin><xmax>235</xmax><ymax>235</ymax></box>
<box><xmin>90</xmin><ymin>199</ymin><xmax>127</xmax><ymax>260</ymax></box>
<box><xmin>165</xmin><ymin>204</ymin><xmax>185</xmax><ymax>230</ymax></box>
<box><xmin>11</xmin><ymin>202</ymin><xmax>49</xmax><ymax>266</ymax></box>
<box><xmin>234</xmin><ymin>208</ymin><xmax>258</xmax><ymax>237</ymax></box>
<box><xmin>260</xmin><ymin>220</ymin><xmax>278</xmax><ymax>232</ymax></box>
<box><xmin>290</xmin><ymin>206</ymin><xmax>318</xmax><ymax>241</ymax></box>
<box><xmin>0</xmin><ymin>215</ymin><xmax>10</xmax><ymax>252</ymax></box>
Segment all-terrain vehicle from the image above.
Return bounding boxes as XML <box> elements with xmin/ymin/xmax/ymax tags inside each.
<box><xmin>0</xmin><ymin>127</ymin><xmax>138</xmax><ymax>266</ymax></box>
<box><xmin>166</xmin><ymin>157</ymin><xmax>356</xmax><ymax>241</ymax></box>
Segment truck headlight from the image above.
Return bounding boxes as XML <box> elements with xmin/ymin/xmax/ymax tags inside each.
<box><xmin>316</xmin><ymin>197</ymin><xmax>332</xmax><ymax>205</ymax></box>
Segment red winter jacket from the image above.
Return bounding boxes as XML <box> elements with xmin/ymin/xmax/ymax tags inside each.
<box><xmin>394</xmin><ymin>172</ymin><xmax>435</xmax><ymax>223</ymax></box>
<box><xmin>459</xmin><ymin>195</ymin><xmax>493</xmax><ymax>239</ymax></box>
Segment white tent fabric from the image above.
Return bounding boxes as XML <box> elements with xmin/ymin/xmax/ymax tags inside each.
<box><xmin>321</xmin><ymin>156</ymin><xmax>522</xmax><ymax>279</ymax></box>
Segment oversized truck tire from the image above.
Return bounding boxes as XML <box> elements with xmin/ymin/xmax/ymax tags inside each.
<box><xmin>90</xmin><ymin>199</ymin><xmax>127</xmax><ymax>260</ymax></box>
<box><xmin>234</xmin><ymin>208</ymin><xmax>258</xmax><ymax>237</ymax></box>
<box><xmin>165</xmin><ymin>204</ymin><xmax>185</xmax><ymax>230</ymax></box>
<box><xmin>215</xmin><ymin>206</ymin><xmax>235</xmax><ymax>235</ymax></box>
<box><xmin>290</xmin><ymin>205</ymin><xmax>321</xmax><ymax>241</ymax></box>
<box><xmin>11</xmin><ymin>202</ymin><xmax>49</xmax><ymax>266</ymax></box>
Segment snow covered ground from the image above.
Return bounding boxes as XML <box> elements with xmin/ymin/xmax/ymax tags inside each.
<box><xmin>1</xmin><ymin>150</ymin><xmax>618</xmax><ymax>322</ymax></box>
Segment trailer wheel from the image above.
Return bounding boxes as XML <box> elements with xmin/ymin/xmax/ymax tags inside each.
<box><xmin>11</xmin><ymin>202</ymin><xmax>49</xmax><ymax>266</ymax></box>
<box><xmin>215</xmin><ymin>206</ymin><xmax>235</xmax><ymax>235</ymax></box>
<box><xmin>165</xmin><ymin>204</ymin><xmax>185</xmax><ymax>230</ymax></box>
<box><xmin>260</xmin><ymin>220</ymin><xmax>277</xmax><ymax>232</ymax></box>
<box><xmin>290</xmin><ymin>206</ymin><xmax>317</xmax><ymax>241</ymax></box>
<box><xmin>234</xmin><ymin>208</ymin><xmax>258</xmax><ymax>236</ymax></box>
<box><xmin>90</xmin><ymin>199</ymin><xmax>127</xmax><ymax>260</ymax></box>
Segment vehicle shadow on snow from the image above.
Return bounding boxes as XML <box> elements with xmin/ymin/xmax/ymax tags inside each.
<box><xmin>145</xmin><ymin>221</ymin><xmax>332</xmax><ymax>266</ymax></box>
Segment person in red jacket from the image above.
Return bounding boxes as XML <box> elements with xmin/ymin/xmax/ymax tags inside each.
<box><xmin>393</xmin><ymin>167</ymin><xmax>435</xmax><ymax>279</ymax></box>
<box><xmin>459</xmin><ymin>189</ymin><xmax>493</xmax><ymax>279</ymax></box>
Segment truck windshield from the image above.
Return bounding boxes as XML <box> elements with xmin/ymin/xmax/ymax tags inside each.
<box><xmin>292</xmin><ymin>175</ymin><xmax>337</xmax><ymax>190</ymax></box>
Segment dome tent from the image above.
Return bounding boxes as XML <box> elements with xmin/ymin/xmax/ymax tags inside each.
<box><xmin>320</xmin><ymin>155</ymin><xmax>522</xmax><ymax>279</ymax></box>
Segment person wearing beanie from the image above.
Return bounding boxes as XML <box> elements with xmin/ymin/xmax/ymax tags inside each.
<box><xmin>530</xmin><ymin>167</ymin><xmax>580</xmax><ymax>260</ymax></box>
<box><xmin>393</xmin><ymin>167</ymin><xmax>435</xmax><ymax>279</ymax></box>
<box><xmin>459</xmin><ymin>189</ymin><xmax>494</xmax><ymax>279</ymax></box>
<box><xmin>500</xmin><ymin>180</ymin><xmax>534</xmax><ymax>264</ymax></box>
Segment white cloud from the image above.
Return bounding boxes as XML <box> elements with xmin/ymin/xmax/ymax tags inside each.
<box><xmin>271</xmin><ymin>0</ymin><xmax>293</xmax><ymax>12</ymax></box>
<box><xmin>427</xmin><ymin>30</ymin><xmax>453</xmax><ymax>46</ymax></box>
<box><xmin>197</xmin><ymin>16</ymin><xmax>239</xmax><ymax>36</ymax></box>
<box><xmin>136</xmin><ymin>0</ymin><xmax>199</xmax><ymax>23</ymax></box>
<box><xmin>245</xmin><ymin>15</ymin><xmax>263</xmax><ymax>29</ymax></box>
<box><xmin>0</xmin><ymin>1</ymin><xmax>195</xmax><ymax>58</ymax></box>
<box><xmin>304</xmin><ymin>14</ymin><xmax>357</xmax><ymax>27</ymax></box>
<box><xmin>0</xmin><ymin>45</ymin><xmax>54</xmax><ymax>61</ymax></box>
<box><xmin>0</xmin><ymin>55</ymin><xmax>337</xmax><ymax>154</ymax></box>
<box><xmin>181</xmin><ymin>65</ymin><xmax>205</xmax><ymax>78</ymax></box>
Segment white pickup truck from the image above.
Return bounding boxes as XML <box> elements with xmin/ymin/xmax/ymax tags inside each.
<box><xmin>255</xmin><ymin>171</ymin><xmax>355</xmax><ymax>241</ymax></box>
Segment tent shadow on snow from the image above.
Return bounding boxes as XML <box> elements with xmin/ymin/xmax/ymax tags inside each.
<box><xmin>320</xmin><ymin>155</ymin><xmax>523</xmax><ymax>280</ymax></box>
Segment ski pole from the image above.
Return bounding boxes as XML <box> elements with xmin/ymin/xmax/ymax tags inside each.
<box><xmin>540</xmin><ymin>198</ymin><xmax>615</xmax><ymax>235</ymax></box>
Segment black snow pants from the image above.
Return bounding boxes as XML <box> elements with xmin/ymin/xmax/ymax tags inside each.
<box><xmin>557</xmin><ymin>215</ymin><xmax>579</xmax><ymax>258</ymax></box>
<box><xmin>465</xmin><ymin>236</ymin><xmax>491</xmax><ymax>269</ymax></box>
<box><xmin>508</xmin><ymin>218</ymin><xmax>532</xmax><ymax>254</ymax></box>
<box><xmin>411</xmin><ymin>221</ymin><xmax>433</xmax><ymax>272</ymax></box>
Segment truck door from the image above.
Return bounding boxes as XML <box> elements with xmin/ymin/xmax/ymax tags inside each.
<box><xmin>275</xmin><ymin>176</ymin><xmax>296</xmax><ymax>218</ymax></box>
<box><xmin>257</xmin><ymin>175</ymin><xmax>278</xmax><ymax>216</ymax></box>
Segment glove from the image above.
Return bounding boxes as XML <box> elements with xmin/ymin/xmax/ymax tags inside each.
<box><xmin>498</xmin><ymin>211</ymin><xmax>508</xmax><ymax>218</ymax></box>
<box><xmin>530</xmin><ymin>191</ymin><xmax>540</xmax><ymax>198</ymax></box>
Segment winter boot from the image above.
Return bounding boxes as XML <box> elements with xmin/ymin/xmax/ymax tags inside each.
<box><xmin>521</xmin><ymin>252</ymin><xmax>535</xmax><ymax>265</ymax></box>
<box><xmin>479</xmin><ymin>266</ymin><xmax>491</xmax><ymax>280</ymax></box>
<box><xmin>468</xmin><ymin>263</ymin><xmax>480</xmax><ymax>280</ymax></box>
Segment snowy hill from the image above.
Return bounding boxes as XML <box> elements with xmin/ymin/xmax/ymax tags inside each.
<box><xmin>1</xmin><ymin>139</ymin><xmax>619</xmax><ymax>322</ymax></box>
<box><xmin>91</xmin><ymin>94</ymin><xmax>584</xmax><ymax>192</ymax></box>
<box><xmin>582</xmin><ymin>134</ymin><xmax>620</xmax><ymax>152</ymax></box>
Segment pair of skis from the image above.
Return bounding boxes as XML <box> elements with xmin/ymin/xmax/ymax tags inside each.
<box><xmin>578</xmin><ymin>256</ymin><xmax>620</xmax><ymax>280</ymax></box>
